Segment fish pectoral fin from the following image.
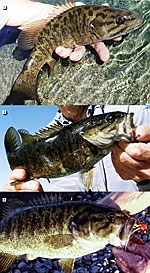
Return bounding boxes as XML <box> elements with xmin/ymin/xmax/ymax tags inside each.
<box><xmin>59</xmin><ymin>258</ymin><xmax>75</xmax><ymax>273</ymax></box>
<box><xmin>0</xmin><ymin>252</ymin><xmax>21</xmax><ymax>272</ymax></box>
<box><xmin>4</xmin><ymin>127</ymin><xmax>21</xmax><ymax>154</ymax></box>
<box><xmin>80</xmin><ymin>131</ymin><xmax>101</xmax><ymax>147</ymax></box>
<box><xmin>79</xmin><ymin>168</ymin><xmax>94</xmax><ymax>190</ymax></box>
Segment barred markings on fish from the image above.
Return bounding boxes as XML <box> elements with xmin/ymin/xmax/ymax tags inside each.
<box><xmin>4</xmin><ymin>112</ymin><xmax>134</xmax><ymax>189</ymax></box>
<box><xmin>11</xmin><ymin>1</ymin><xmax>143</xmax><ymax>101</ymax></box>
<box><xmin>0</xmin><ymin>194</ymin><xmax>136</xmax><ymax>272</ymax></box>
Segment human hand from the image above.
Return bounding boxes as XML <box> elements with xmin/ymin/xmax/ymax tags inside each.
<box><xmin>98</xmin><ymin>192</ymin><xmax>150</xmax><ymax>215</ymax></box>
<box><xmin>112</xmin><ymin>235</ymin><xmax>150</xmax><ymax>273</ymax></box>
<box><xmin>2</xmin><ymin>168</ymin><xmax>42</xmax><ymax>191</ymax></box>
<box><xmin>55</xmin><ymin>36</ymin><xmax>122</xmax><ymax>62</ymax></box>
<box><xmin>6</xmin><ymin>0</ymin><xmax>122</xmax><ymax>62</ymax></box>
<box><xmin>112</xmin><ymin>126</ymin><xmax>150</xmax><ymax>182</ymax></box>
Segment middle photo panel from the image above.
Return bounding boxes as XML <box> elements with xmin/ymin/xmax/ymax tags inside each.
<box><xmin>1</xmin><ymin>105</ymin><xmax>150</xmax><ymax>192</ymax></box>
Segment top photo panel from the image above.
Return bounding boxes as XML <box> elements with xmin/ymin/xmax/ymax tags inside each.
<box><xmin>0</xmin><ymin>0</ymin><xmax>149</xmax><ymax>105</ymax></box>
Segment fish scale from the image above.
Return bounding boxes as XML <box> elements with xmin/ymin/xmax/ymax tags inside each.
<box><xmin>10</xmin><ymin>1</ymin><xmax>143</xmax><ymax>103</ymax></box>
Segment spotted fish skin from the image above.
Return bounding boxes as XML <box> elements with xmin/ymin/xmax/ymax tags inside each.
<box><xmin>4</xmin><ymin>111</ymin><xmax>134</xmax><ymax>183</ymax></box>
<box><xmin>11</xmin><ymin>2</ymin><xmax>143</xmax><ymax>101</ymax></box>
<box><xmin>0</xmin><ymin>194</ymin><xmax>136</xmax><ymax>273</ymax></box>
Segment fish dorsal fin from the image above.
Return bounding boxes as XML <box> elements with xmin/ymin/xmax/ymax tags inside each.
<box><xmin>0</xmin><ymin>253</ymin><xmax>21</xmax><ymax>272</ymax></box>
<box><xmin>18</xmin><ymin>129</ymin><xmax>37</xmax><ymax>143</ymax></box>
<box><xmin>56</xmin><ymin>0</ymin><xmax>76</xmax><ymax>13</ymax></box>
<box><xmin>35</xmin><ymin>122</ymin><xmax>63</xmax><ymax>138</ymax></box>
<box><xmin>2</xmin><ymin>199</ymin><xmax>27</xmax><ymax>220</ymax></box>
<box><xmin>18</xmin><ymin>1</ymin><xmax>76</xmax><ymax>50</ymax></box>
<box><xmin>79</xmin><ymin>169</ymin><xmax>94</xmax><ymax>190</ymax></box>
<box><xmin>59</xmin><ymin>258</ymin><xmax>75</xmax><ymax>273</ymax></box>
<box><xmin>4</xmin><ymin>127</ymin><xmax>21</xmax><ymax>154</ymax></box>
<box><xmin>2</xmin><ymin>195</ymin><xmax>64</xmax><ymax>220</ymax></box>
<box><xmin>29</xmin><ymin>193</ymin><xmax>63</xmax><ymax>207</ymax></box>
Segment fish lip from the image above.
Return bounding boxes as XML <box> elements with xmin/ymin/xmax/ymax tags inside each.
<box><xmin>116</xmin><ymin>113</ymin><xmax>134</xmax><ymax>142</ymax></box>
<box><xmin>124</xmin><ymin>113</ymin><xmax>135</xmax><ymax>141</ymax></box>
<box><xmin>118</xmin><ymin>217</ymin><xmax>136</xmax><ymax>248</ymax></box>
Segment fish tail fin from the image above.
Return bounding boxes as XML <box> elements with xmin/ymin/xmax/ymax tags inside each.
<box><xmin>0</xmin><ymin>253</ymin><xmax>21</xmax><ymax>272</ymax></box>
<box><xmin>11</xmin><ymin>67</ymin><xmax>39</xmax><ymax>102</ymax></box>
<box><xmin>4</xmin><ymin>127</ymin><xmax>21</xmax><ymax>154</ymax></box>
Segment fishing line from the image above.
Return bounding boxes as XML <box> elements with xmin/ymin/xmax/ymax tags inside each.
<box><xmin>100</xmin><ymin>105</ymin><xmax>108</xmax><ymax>192</ymax></box>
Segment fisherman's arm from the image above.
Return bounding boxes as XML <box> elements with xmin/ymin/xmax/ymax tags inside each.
<box><xmin>112</xmin><ymin>126</ymin><xmax>150</xmax><ymax>187</ymax></box>
<box><xmin>99</xmin><ymin>192</ymin><xmax>150</xmax><ymax>215</ymax></box>
<box><xmin>4</xmin><ymin>0</ymin><xmax>122</xmax><ymax>62</ymax></box>
<box><xmin>2</xmin><ymin>168</ymin><xmax>42</xmax><ymax>191</ymax></box>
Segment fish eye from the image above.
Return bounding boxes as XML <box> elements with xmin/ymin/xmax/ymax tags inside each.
<box><xmin>116</xmin><ymin>16</ymin><xmax>126</xmax><ymax>25</ymax></box>
<box><xmin>120</xmin><ymin>112</ymin><xmax>125</xmax><ymax>117</ymax></box>
<box><xmin>105</xmin><ymin>114</ymin><xmax>115</xmax><ymax>123</ymax></box>
<box><xmin>106</xmin><ymin>212</ymin><xmax>116</xmax><ymax>223</ymax></box>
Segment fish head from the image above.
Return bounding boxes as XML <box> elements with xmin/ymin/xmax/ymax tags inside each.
<box><xmin>89</xmin><ymin>5</ymin><xmax>143</xmax><ymax>40</ymax></box>
<box><xmin>80</xmin><ymin>112</ymin><xmax>134</xmax><ymax>148</ymax></box>
<box><xmin>69</xmin><ymin>204</ymin><xmax>136</xmax><ymax>249</ymax></box>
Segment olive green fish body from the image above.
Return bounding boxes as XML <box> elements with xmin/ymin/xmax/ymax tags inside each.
<box><xmin>12</xmin><ymin>2</ymin><xmax>143</xmax><ymax>101</ymax></box>
<box><xmin>0</xmin><ymin>195</ymin><xmax>136</xmax><ymax>272</ymax></box>
<box><xmin>5</xmin><ymin>122</ymin><xmax>104</xmax><ymax>179</ymax></box>
<box><xmin>4</xmin><ymin>112</ymin><xmax>134</xmax><ymax>183</ymax></box>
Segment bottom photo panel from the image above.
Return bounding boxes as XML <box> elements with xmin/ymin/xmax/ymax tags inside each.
<box><xmin>0</xmin><ymin>192</ymin><xmax>149</xmax><ymax>273</ymax></box>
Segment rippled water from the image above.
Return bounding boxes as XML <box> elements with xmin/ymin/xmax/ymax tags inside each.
<box><xmin>0</xmin><ymin>0</ymin><xmax>149</xmax><ymax>104</ymax></box>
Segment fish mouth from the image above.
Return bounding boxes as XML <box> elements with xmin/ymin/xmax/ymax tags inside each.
<box><xmin>117</xmin><ymin>113</ymin><xmax>134</xmax><ymax>142</ymax></box>
<box><xmin>118</xmin><ymin>217</ymin><xmax>136</xmax><ymax>249</ymax></box>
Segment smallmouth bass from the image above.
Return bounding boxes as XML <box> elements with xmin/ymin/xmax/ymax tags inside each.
<box><xmin>0</xmin><ymin>194</ymin><xmax>136</xmax><ymax>273</ymax></box>
<box><xmin>11</xmin><ymin>1</ymin><xmax>143</xmax><ymax>103</ymax></box>
<box><xmin>4</xmin><ymin>111</ymin><xmax>134</xmax><ymax>189</ymax></box>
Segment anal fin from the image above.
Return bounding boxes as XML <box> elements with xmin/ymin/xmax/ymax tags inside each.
<box><xmin>79</xmin><ymin>169</ymin><xmax>94</xmax><ymax>190</ymax></box>
<box><xmin>59</xmin><ymin>258</ymin><xmax>75</xmax><ymax>273</ymax></box>
<box><xmin>47</xmin><ymin>58</ymin><xmax>57</xmax><ymax>75</ymax></box>
<box><xmin>0</xmin><ymin>253</ymin><xmax>21</xmax><ymax>272</ymax></box>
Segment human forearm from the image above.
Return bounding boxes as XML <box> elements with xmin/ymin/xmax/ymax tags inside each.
<box><xmin>99</xmin><ymin>192</ymin><xmax>150</xmax><ymax>215</ymax></box>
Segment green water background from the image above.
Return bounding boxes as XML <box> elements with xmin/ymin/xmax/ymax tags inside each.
<box><xmin>0</xmin><ymin>0</ymin><xmax>149</xmax><ymax>104</ymax></box>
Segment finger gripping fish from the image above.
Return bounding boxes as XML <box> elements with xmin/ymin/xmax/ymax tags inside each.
<box><xmin>11</xmin><ymin>1</ymin><xmax>143</xmax><ymax>102</ymax></box>
<box><xmin>0</xmin><ymin>194</ymin><xmax>136</xmax><ymax>273</ymax></box>
<box><xmin>4</xmin><ymin>111</ymin><xmax>134</xmax><ymax>189</ymax></box>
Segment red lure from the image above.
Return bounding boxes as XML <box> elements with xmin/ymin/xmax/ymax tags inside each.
<box><xmin>133</xmin><ymin>222</ymin><xmax>147</xmax><ymax>232</ymax></box>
